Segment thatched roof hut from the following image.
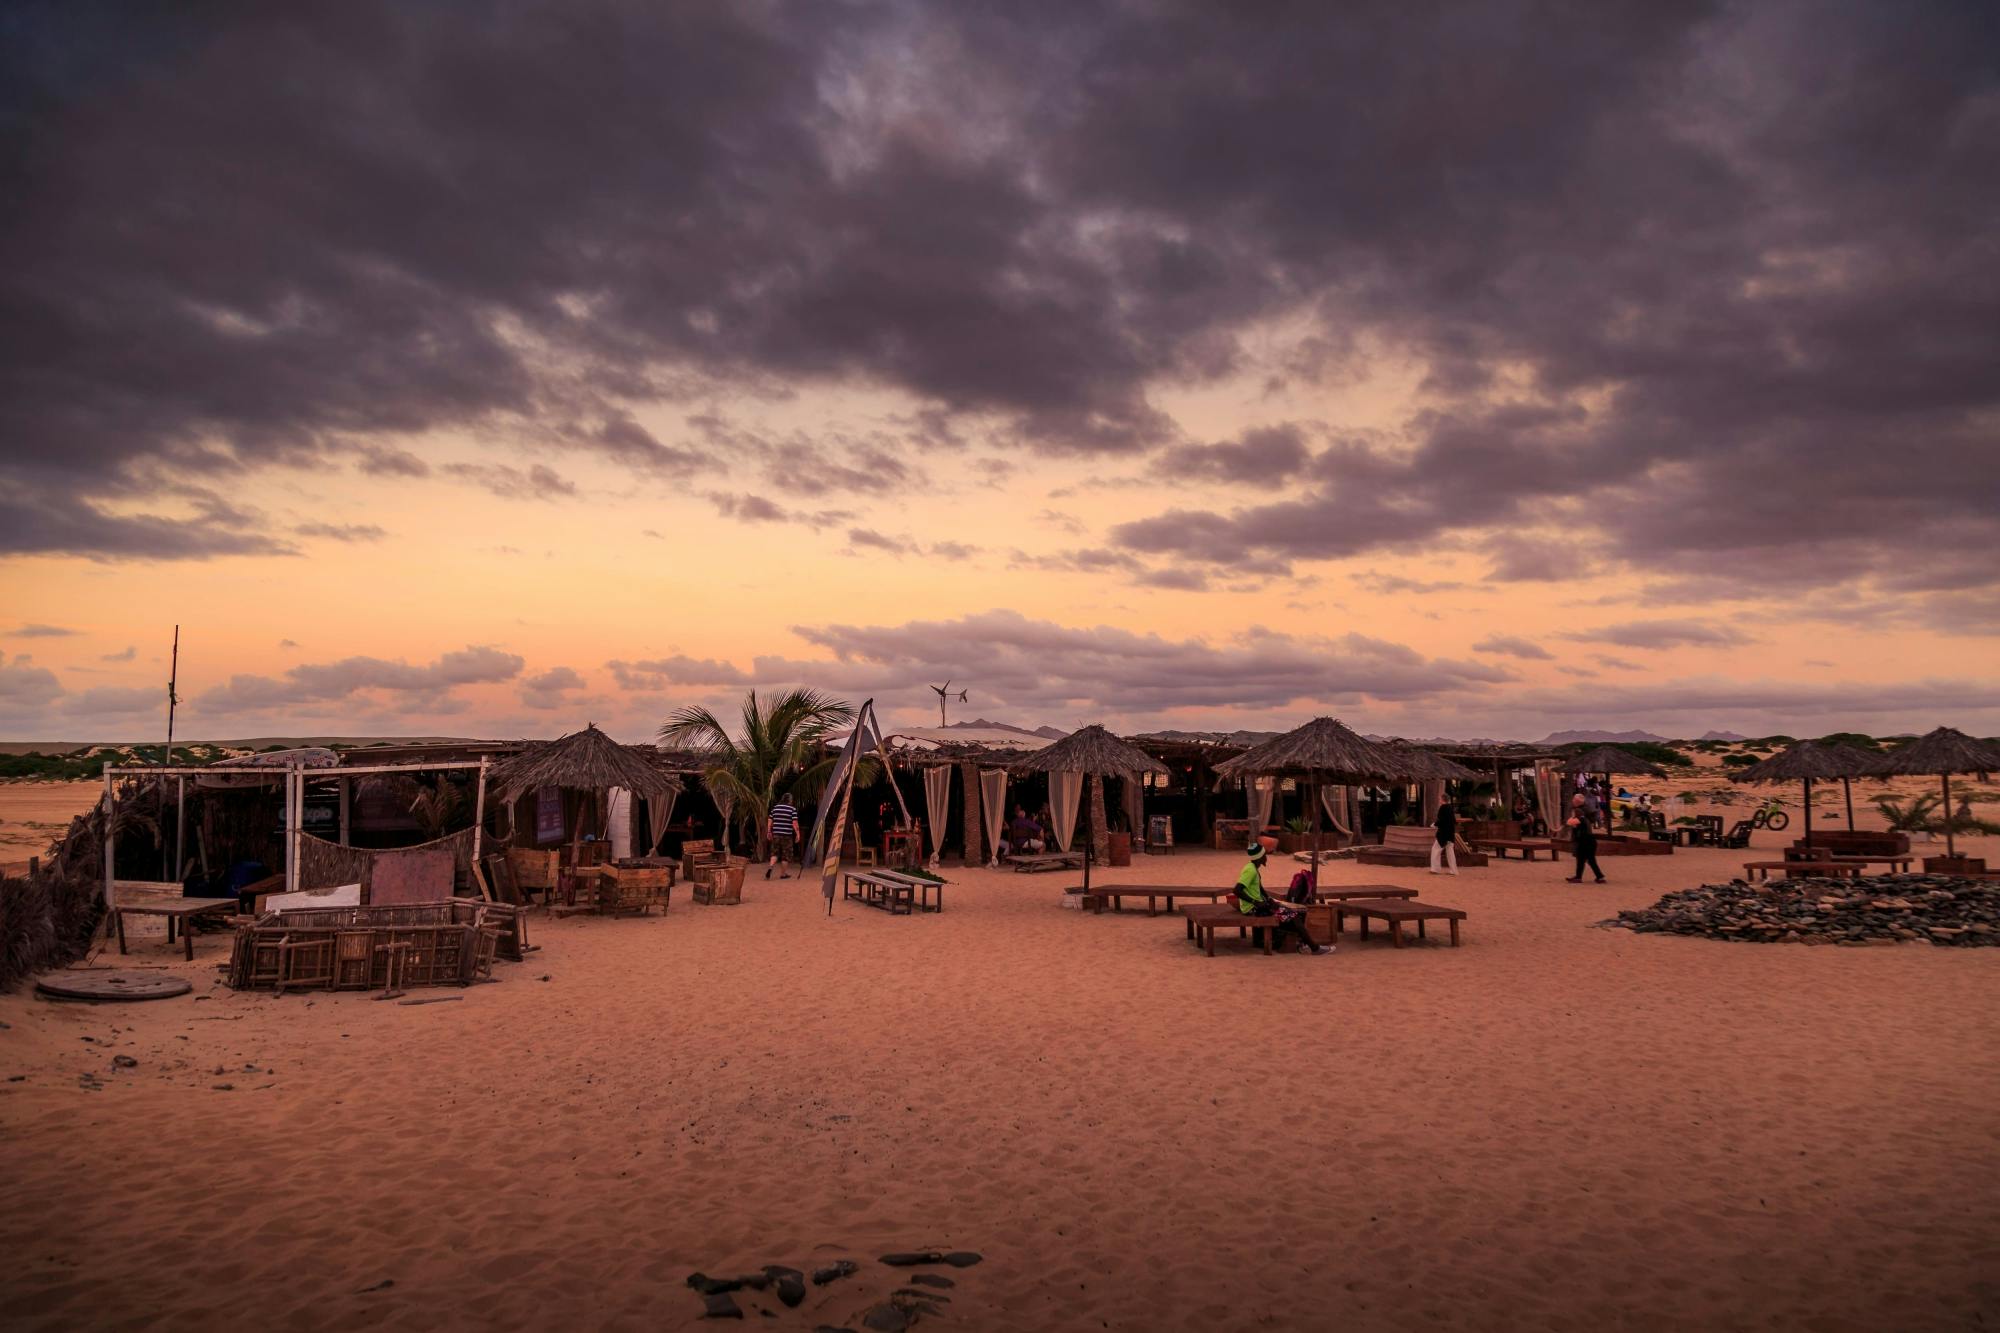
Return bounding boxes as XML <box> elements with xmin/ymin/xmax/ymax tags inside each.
<box><xmin>1728</xmin><ymin>739</ymin><xmax>1880</xmax><ymax>844</ymax></box>
<box><xmin>1870</xmin><ymin>726</ymin><xmax>2000</xmax><ymax>856</ymax></box>
<box><xmin>1008</xmin><ymin>724</ymin><xmax>1167</xmax><ymax>777</ymax></box>
<box><xmin>488</xmin><ymin>725</ymin><xmax>681</xmax><ymax>804</ymax></box>
<box><xmin>1213</xmin><ymin>717</ymin><xmax>1419</xmax><ymax>782</ymax></box>
<box><xmin>1386</xmin><ymin>745</ymin><xmax>1483</xmax><ymax>783</ymax></box>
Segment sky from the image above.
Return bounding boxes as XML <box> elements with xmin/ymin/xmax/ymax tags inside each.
<box><xmin>2</xmin><ymin>1</ymin><xmax>1997</xmax><ymax>745</ymax></box>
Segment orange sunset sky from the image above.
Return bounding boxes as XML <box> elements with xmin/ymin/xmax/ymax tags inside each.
<box><xmin>3</xmin><ymin>5</ymin><xmax>1995</xmax><ymax>744</ymax></box>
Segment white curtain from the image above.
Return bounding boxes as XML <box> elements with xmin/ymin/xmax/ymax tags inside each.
<box><xmin>1248</xmin><ymin>776</ymin><xmax>1277</xmax><ymax>830</ymax></box>
<box><xmin>713</xmin><ymin>788</ymin><xmax>735</xmax><ymax>854</ymax></box>
<box><xmin>1319</xmin><ymin>785</ymin><xmax>1355</xmax><ymax>838</ymax></box>
<box><xmin>608</xmin><ymin>787</ymin><xmax>633</xmax><ymax>860</ymax></box>
<box><xmin>979</xmin><ymin>768</ymin><xmax>1008</xmax><ymax>867</ymax></box>
<box><xmin>647</xmin><ymin>783</ymin><xmax>679</xmax><ymax>856</ymax></box>
<box><xmin>1123</xmin><ymin>776</ymin><xmax>1144</xmax><ymax>843</ymax></box>
<box><xmin>923</xmin><ymin>765</ymin><xmax>952</xmax><ymax>867</ymax></box>
<box><xmin>1533</xmin><ymin>761</ymin><xmax>1563</xmax><ymax>836</ymax></box>
<box><xmin>1049</xmin><ymin>770</ymin><xmax>1083</xmax><ymax>852</ymax></box>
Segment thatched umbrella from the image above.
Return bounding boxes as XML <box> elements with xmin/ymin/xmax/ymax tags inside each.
<box><xmin>1727</xmin><ymin>739</ymin><xmax>1878</xmax><ymax>851</ymax></box>
<box><xmin>1563</xmin><ymin>746</ymin><xmax>1668</xmax><ymax>832</ymax></box>
<box><xmin>1870</xmin><ymin>726</ymin><xmax>2000</xmax><ymax>857</ymax></box>
<box><xmin>1009</xmin><ymin>725</ymin><xmax>1168</xmax><ymax>894</ymax></box>
<box><xmin>1217</xmin><ymin>718</ymin><xmax>1433</xmax><ymax>887</ymax></box>
<box><xmin>488</xmin><ymin>725</ymin><xmax>680</xmax><ymax>851</ymax></box>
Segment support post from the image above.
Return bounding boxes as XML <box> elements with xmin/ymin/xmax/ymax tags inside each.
<box><xmin>174</xmin><ymin>776</ymin><xmax>186</xmax><ymax>881</ymax></box>
<box><xmin>337</xmin><ymin>776</ymin><xmax>351</xmax><ymax>845</ymax></box>
<box><xmin>285</xmin><ymin>766</ymin><xmax>301</xmax><ymax>894</ymax></box>
<box><xmin>102</xmin><ymin>767</ymin><xmax>116</xmax><ymax>929</ymax></box>
<box><xmin>472</xmin><ymin>757</ymin><xmax>488</xmax><ymax>868</ymax></box>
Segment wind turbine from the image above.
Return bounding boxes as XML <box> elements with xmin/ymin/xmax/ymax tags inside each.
<box><xmin>931</xmin><ymin>680</ymin><xmax>967</xmax><ymax>727</ymax></box>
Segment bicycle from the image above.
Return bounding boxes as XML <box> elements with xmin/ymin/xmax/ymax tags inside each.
<box><xmin>1749</xmin><ymin>800</ymin><xmax>1790</xmax><ymax>831</ymax></box>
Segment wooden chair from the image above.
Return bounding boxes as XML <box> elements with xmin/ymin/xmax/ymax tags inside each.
<box><xmin>850</xmin><ymin>822</ymin><xmax>877</xmax><ymax>868</ymax></box>
<box><xmin>1718</xmin><ymin>819</ymin><xmax>1755</xmax><ymax>849</ymax></box>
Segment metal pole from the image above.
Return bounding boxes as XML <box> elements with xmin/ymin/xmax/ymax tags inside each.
<box><xmin>160</xmin><ymin>624</ymin><xmax>179</xmax><ymax>879</ymax></box>
<box><xmin>102</xmin><ymin>766</ymin><xmax>116</xmax><ymax>931</ymax></box>
<box><xmin>285</xmin><ymin>765</ymin><xmax>301</xmax><ymax>894</ymax></box>
<box><xmin>174</xmin><ymin>775</ymin><xmax>185</xmax><ymax>882</ymax></box>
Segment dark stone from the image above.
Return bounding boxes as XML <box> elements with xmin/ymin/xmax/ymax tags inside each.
<box><xmin>895</xmin><ymin>1288</ymin><xmax>951</xmax><ymax>1303</ymax></box>
<box><xmin>687</xmin><ymin>1273</ymin><xmax>742</xmax><ymax>1296</ymax></box>
<box><xmin>942</xmin><ymin>1251</ymin><xmax>982</xmax><ymax>1267</ymax></box>
<box><xmin>112</xmin><ymin>1055</ymin><xmax>138</xmax><ymax>1068</ymax></box>
<box><xmin>861</xmin><ymin>1305</ymin><xmax>908</xmax><ymax>1332</ymax></box>
<box><xmin>702</xmin><ymin>1291</ymin><xmax>745</xmax><ymax>1319</ymax></box>
<box><xmin>880</xmin><ymin>1252</ymin><xmax>942</xmax><ymax>1267</ymax></box>
<box><xmin>811</xmin><ymin>1260</ymin><xmax>859</xmax><ymax>1286</ymax></box>
<box><xmin>774</xmin><ymin>1275</ymin><xmax>806</xmax><ymax>1308</ymax></box>
<box><xmin>909</xmin><ymin>1274</ymin><xmax>954</xmax><ymax>1289</ymax></box>
<box><xmin>735</xmin><ymin>1272</ymin><xmax>771</xmax><ymax>1291</ymax></box>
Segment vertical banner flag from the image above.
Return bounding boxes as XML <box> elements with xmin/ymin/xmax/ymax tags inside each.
<box><xmin>807</xmin><ymin>699</ymin><xmax>880</xmax><ymax>911</ymax></box>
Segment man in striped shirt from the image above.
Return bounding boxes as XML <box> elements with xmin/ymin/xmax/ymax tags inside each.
<box><xmin>766</xmin><ymin>793</ymin><xmax>799</xmax><ymax>879</ymax></box>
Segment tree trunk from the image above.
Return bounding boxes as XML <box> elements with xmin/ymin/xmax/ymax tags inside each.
<box><xmin>960</xmin><ymin>761</ymin><xmax>982</xmax><ymax>865</ymax></box>
<box><xmin>1087</xmin><ymin>774</ymin><xmax>1110</xmax><ymax>859</ymax></box>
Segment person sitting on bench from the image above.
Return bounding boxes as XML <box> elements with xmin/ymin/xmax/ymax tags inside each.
<box><xmin>1236</xmin><ymin>843</ymin><xmax>1327</xmax><ymax>955</ymax></box>
<box><xmin>1000</xmin><ymin>807</ymin><xmax>1046</xmax><ymax>856</ymax></box>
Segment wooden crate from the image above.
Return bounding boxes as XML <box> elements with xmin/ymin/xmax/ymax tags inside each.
<box><xmin>692</xmin><ymin>859</ymin><xmax>746</xmax><ymax>906</ymax></box>
<box><xmin>598</xmin><ymin>864</ymin><xmax>672</xmax><ymax>915</ymax></box>
<box><xmin>507</xmin><ymin>846</ymin><xmax>561</xmax><ymax>893</ymax></box>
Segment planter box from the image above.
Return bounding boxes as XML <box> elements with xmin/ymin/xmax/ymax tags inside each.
<box><xmin>1553</xmin><ymin>834</ymin><xmax>1672</xmax><ymax>857</ymax></box>
<box><xmin>1795</xmin><ymin>831</ymin><xmax>1912</xmax><ymax>858</ymax></box>
<box><xmin>692</xmin><ymin>858</ymin><xmax>747</xmax><ymax>905</ymax></box>
<box><xmin>1923</xmin><ymin>855</ymin><xmax>1987</xmax><ymax>875</ymax></box>
<box><xmin>1106</xmin><ymin>831</ymin><xmax>1132</xmax><ymax>867</ymax></box>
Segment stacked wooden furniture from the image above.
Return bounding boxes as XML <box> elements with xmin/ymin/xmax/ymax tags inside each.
<box><xmin>507</xmin><ymin>847</ymin><xmax>561</xmax><ymax>900</ymax></box>
<box><xmin>690</xmin><ymin>852</ymin><xmax>748</xmax><ymax>905</ymax></box>
<box><xmin>1355</xmin><ymin>825</ymin><xmax>1490</xmax><ymax>867</ymax></box>
<box><xmin>597</xmin><ymin>858</ymin><xmax>675</xmax><ymax>915</ymax></box>
<box><xmin>227</xmin><ymin>900</ymin><xmax>513</xmax><ymax>993</ymax></box>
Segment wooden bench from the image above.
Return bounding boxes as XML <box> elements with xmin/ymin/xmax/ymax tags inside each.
<box><xmin>1355</xmin><ymin>825</ymin><xmax>1490</xmax><ymax>868</ymax></box>
<box><xmin>1288</xmin><ymin>884</ymin><xmax>1420</xmax><ymax>905</ymax></box>
<box><xmin>870</xmin><ymin>869</ymin><xmax>946</xmax><ymax>913</ymax></box>
<box><xmin>1179</xmin><ymin>903</ymin><xmax>1336</xmax><ymax>956</ymax></box>
<box><xmin>1741</xmin><ymin>860</ymin><xmax>1863</xmax><ymax>882</ymax></box>
<box><xmin>113</xmin><ymin>896</ymin><xmax>239</xmax><ymax>961</ymax></box>
<box><xmin>842</xmin><ymin>870</ymin><xmax>916</xmax><ymax>914</ymax></box>
<box><xmin>1011</xmin><ymin>851</ymin><xmax>1084</xmax><ymax>874</ymax></box>
<box><xmin>1332</xmin><ymin>898</ymin><xmax>1465</xmax><ymax>948</ymax></box>
<box><xmin>1073</xmin><ymin>885</ymin><xmax>1232</xmax><ymax>916</ymax></box>
<box><xmin>1825</xmin><ymin>855</ymin><xmax>1915</xmax><ymax>874</ymax></box>
<box><xmin>1471</xmin><ymin>838</ymin><xmax>1557</xmax><ymax>862</ymax></box>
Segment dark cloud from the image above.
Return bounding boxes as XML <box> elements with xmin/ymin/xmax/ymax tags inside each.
<box><xmin>520</xmin><ymin>665</ymin><xmax>586</xmax><ymax>710</ymax></box>
<box><xmin>296</xmin><ymin>521</ymin><xmax>388</xmax><ymax>542</ymax></box>
<box><xmin>1592</xmin><ymin>654</ymin><xmax>1644</xmax><ymax>671</ymax></box>
<box><xmin>101</xmin><ymin>645</ymin><xmax>136</xmax><ymax>662</ymax></box>
<box><xmin>442</xmin><ymin>463</ymin><xmax>577</xmax><ymax>501</ymax></box>
<box><xmin>1566</xmin><ymin>620</ymin><xmax>1756</xmax><ymax>650</ymax></box>
<box><xmin>0</xmin><ymin>657</ymin><xmax>63</xmax><ymax>711</ymax></box>
<box><xmin>10</xmin><ymin>624</ymin><xmax>78</xmax><ymax>638</ymax></box>
<box><xmin>1472</xmin><ymin>635</ymin><xmax>1554</xmax><ymax>661</ymax></box>
<box><xmin>0</xmin><ymin>0</ymin><xmax>1990</xmax><ymax>613</ymax></box>
<box><xmin>194</xmin><ymin>644</ymin><xmax>524</xmax><ymax>715</ymax></box>
<box><xmin>607</xmin><ymin>656</ymin><xmax>752</xmax><ymax>690</ymax></box>
<box><xmin>1157</xmin><ymin>423</ymin><xmax>1312</xmax><ymax>484</ymax></box>
<box><xmin>706</xmin><ymin>492</ymin><xmax>850</xmax><ymax>529</ymax></box>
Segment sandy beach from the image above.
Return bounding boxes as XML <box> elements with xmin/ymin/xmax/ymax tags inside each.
<box><xmin>2</xmin><ymin>832</ymin><xmax>1993</xmax><ymax>1332</ymax></box>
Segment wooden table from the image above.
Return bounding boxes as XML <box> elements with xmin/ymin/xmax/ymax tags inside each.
<box><xmin>1179</xmin><ymin>903</ymin><xmax>1336</xmax><ymax>955</ymax></box>
<box><xmin>1289</xmin><ymin>884</ymin><xmax>1420</xmax><ymax>905</ymax></box>
<box><xmin>1332</xmin><ymin>898</ymin><xmax>1466</xmax><ymax>948</ymax></box>
<box><xmin>1010</xmin><ymin>851</ymin><xmax>1084</xmax><ymax>874</ymax></box>
<box><xmin>1472</xmin><ymin>838</ymin><xmax>1558</xmax><ymax>861</ymax></box>
<box><xmin>114</xmin><ymin>897</ymin><xmax>238</xmax><ymax>961</ymax></box>
<box><xmin>882</xmin><ymin>828</ymin><xmax>924</xmax><ymax>869</ymax></box>
<box><xmin>1742</xmin><ymin>860</ymin><xmax>1863</xmax><ymax>882</ymax></box>
<box><xmin>1075</xmin><ymin>885</ymin><xmax>1231</xmax><ymax>916</ymax></box>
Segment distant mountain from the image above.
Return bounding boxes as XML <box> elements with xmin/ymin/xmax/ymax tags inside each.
<box><xmin>1536</xmin><ymin>729</ymin><xmax>1671</xmax><ymax>746</ymax></box>
<box><xmin>943</xmin><ymin>718</ymin><xmax>1059</xmax><ymax>738</ymax></box>
<box><xmin>1697</xmin><ymin>729</ymin><xmax>1748</xmax><ymax>742</ymax></box>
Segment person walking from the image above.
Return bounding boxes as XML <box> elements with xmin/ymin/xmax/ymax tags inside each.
<box><xmin>765</xmin><ymin>792</ymin><xmax>799</xmax><ymax>879</ymax></box>
<box><xmin>1430</xmin><ymin>795</ymin><xmax>1459</xmax><ymax>875</ymax></box>
<box><xmin>1564</xmin><ymin>793</ymin><xmax>1606</xmax><ymax>884</ymax></box>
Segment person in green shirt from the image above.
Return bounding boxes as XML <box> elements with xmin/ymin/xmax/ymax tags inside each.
<box><xmin>1234</xmin><ymin>842</ymin><xmax>1327</xmax><ymax>955</ymax></box>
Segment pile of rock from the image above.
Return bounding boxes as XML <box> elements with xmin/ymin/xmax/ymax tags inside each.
<box><xmin>1608</xmin><ymin>874</ymin><xmax>1999</xmax><ymax>947</ymax></box>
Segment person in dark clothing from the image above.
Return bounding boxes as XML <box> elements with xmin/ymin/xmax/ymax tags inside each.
<box><xmin>1565</xmin><ymin>793</ymin><xmax>1606</xmax><ymax>883</ymax></box>
<box><xmin>1430</xmin><ymin>798</ymin><xmax>1459</xmax><ymax>875</ymax></box>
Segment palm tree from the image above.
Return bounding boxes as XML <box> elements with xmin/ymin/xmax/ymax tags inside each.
<box><xmin>658</xmin><ymin>689</ymin><xmax>866</xmax><ymax>857</ymax></box>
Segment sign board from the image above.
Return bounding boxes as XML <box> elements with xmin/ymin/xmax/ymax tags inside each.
<box><xmin>535</xmin><ymin>786</ymin><xmax>565</xmax><ymax>844</ymax></box>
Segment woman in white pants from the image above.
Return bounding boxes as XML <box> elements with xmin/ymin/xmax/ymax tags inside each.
<box><xmin>1430</xmin><ymin>798</ymin><xmax>1459</xmax><ymax>875</ymax></box>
